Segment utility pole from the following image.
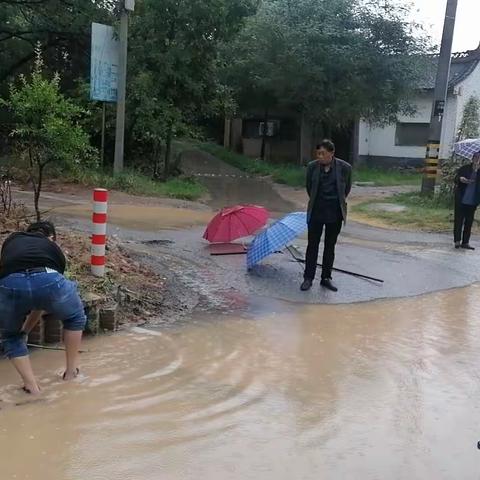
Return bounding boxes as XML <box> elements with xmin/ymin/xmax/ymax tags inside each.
<box><xmin>113</xmin><ymin>0</ymin><xmax>135</xmax><ymax>174</ymax></box>
<box><xmin>421</xmin><ymin>0</ymin><xmax>458</xmax><ymax>194</ymax></box>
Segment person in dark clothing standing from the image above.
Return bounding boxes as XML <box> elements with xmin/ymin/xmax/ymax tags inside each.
<box><xmin>301</xmin><ymin>140</ymin><xmax>352</xmax><ymax>292</ymax></box>
<box><xmin>0</xmin><ymin>221</ymin><xmax>86</xmax><ymax>395</ymax></box>
<box><xmin>454</xmin><ymin>152</ymin><xmax>480</xmax><ymax>250</ymax></box>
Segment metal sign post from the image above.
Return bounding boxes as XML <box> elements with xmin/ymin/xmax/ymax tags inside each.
<box><xmin>90</xmin><ymin>22</ymin><xmax>120</xmax><ymax>167</ymax></box>
<box><xmin>101</xmin><ymin>102</ymin><xmax>106</xmax><ymax>166</ymax></box>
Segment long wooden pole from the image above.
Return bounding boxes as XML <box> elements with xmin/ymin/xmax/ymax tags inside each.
<box><xmin>286</xmin><ymin>246</ymin><xmax>384</xmax><ymax>283</ymax></box>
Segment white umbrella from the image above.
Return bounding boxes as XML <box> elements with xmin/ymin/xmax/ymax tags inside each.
<box><xmin>454</xmin><ymin>138</ymin><xmax>480</xmax><ymax>160</ymax></box>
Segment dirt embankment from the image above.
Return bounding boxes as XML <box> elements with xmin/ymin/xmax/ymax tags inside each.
<box><xmin>0</xmin><ymin>213</ymin><xmax>171</xmax><ymax>328</ymax></box>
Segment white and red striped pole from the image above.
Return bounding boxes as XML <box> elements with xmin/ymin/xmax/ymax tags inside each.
<box><xmin>91</xmin><ymin>188</ymin><xmax>108</xmax><ymax>277</ymax></box>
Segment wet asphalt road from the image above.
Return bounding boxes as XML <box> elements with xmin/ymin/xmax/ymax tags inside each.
<box><xmin>120</xmin><ymin>224</ymin><xmax>480</xmax><ymax>306</ymax></box>
<box><xmin>50</xmin><ymin>211</ymin><xmax>480</xmax><ymax>309</ymax></box>
<box><xmin>14</xmin><ymin>148</ymin><xmax>480</xmax><ymax>307</ymax></box>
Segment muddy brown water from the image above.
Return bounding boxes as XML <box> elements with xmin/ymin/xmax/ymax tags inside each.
<box><xmin>1</xmin><ymin>287</ymin><xmax>480</xmax><ymax>479</ymax></box>
<box><xmin>54</xmin><ymin>204</ymin><xmax>214</xmax><ymax>231</ymax></box>
<box><xmin>52</xmin><ymin>185</ymin><xmax>293</xmax><ymax>230</ymax></box>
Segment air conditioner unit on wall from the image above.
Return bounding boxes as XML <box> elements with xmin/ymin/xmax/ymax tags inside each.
<box><xmin>258</xmin><ymin>120</ymin><xmax>280</xmax><ymax>137</ymax></box>
<box><xmin>125</xmin><ymin>0</ymin><xmax>135</xmax><ymax>11</ymax></box>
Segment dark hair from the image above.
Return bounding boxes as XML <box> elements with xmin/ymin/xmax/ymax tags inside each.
<box><xmin>26</xmin><ymin>221</ymin><xmax>57</xmax><ymax>240</ymax></box>
<box><xmin>316</xmin><ymin>139</ymin><xmax>335</xmax><ymax>153</ymax></box>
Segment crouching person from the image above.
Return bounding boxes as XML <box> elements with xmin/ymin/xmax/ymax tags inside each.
<box><xmin>0</xmin><ymin>221</ymin><xmax>86</xmax><ymax>394</ymax></box>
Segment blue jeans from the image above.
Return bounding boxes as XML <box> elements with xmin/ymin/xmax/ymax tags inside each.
<box><xmin>0</xmin><ymin>271</ymin><xmax>86</xmax><ymax>358</ymax></box>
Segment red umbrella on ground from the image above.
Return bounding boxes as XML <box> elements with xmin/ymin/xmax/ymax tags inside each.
<box><xmin>203</xmin><ymin>205</ymin><xmax>269</xmax><ymax>243</ymax></box>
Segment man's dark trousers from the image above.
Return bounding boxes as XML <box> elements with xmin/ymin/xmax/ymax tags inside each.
<box><xmin>304</xmin><ymin>218</ymin><xmax>342</xmax><ymax>281</ymax></box>
<box><xmin>454</xmin><ymin>203</ymin><xmax>477</xmax><ymax>245</ymax></box>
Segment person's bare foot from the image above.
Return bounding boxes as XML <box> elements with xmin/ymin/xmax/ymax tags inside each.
<box><xmin>62</xmin><ymin>368</ymin><xmax>80</xmax><ymax>381</ymax></box>
<box><xmin>22</xmin><ymin>384</ymin><xmax>41</xmax><ymax>395</ymax></box>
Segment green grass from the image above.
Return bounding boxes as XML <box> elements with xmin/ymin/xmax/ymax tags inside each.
<box><xmin>198</xmin><ymin>142</ymin><xmax>306</xmax><ymax>187</ymax></box>
<box><xmin>353</xmin><ymin>192</ymin><xmax>456</xmax><ymax>231</ymax></box>
<box><xmin>353</xmin><ymin>167</ymin><xmax>421</xmax><ymax>187</ymax></box>
<box><xmin>390</xmin><ymin>192</ymin><xmax>453</xmax><ymax>209</ymax></box>
<box><xmin>66</xmin><ymin>169</ymin><xmax>206</xmax><ymax>201</ymax></box>
<box><xmin>1</xmin><ymin>152</ymin><xmax>206</xmax><ymax>201</ymax></box>
<box><xmin>198</xmin><ymin>142</ymin><xmax>422</xmax><ymax>188</ymax></box>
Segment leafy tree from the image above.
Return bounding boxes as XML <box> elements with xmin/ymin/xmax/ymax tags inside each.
<box><xmin>0</xmin><ymin>0</ymin><xmax>115</xmax><ymax>87</ymax></box>
<box><xmin>127</xmin><ymin>0</ymin><xmax>257</xmax><ymax>177</ymax></box>
<box><xmin>440</xmin><ymin>96</ymin><xmax>480</xmax><ymax>201</ymax></box>
<box><xmin>72</xmin><ymin>79</ymin><xmax>117</xmax><ymax>167</ymax></box>
<box><xmin>439</xmin><ymin>154</ymin><xmax>467</xmax><ymax>203</ymax></box>
<box><xmin>1</xmin><ymin>46</ymin><xmax>96</xmax><ymax>219</ymax></box>
<box><xmin>457</xmin><ymin>96</ymin><xmax>480</xmax><ymax>141</ymax></box>
<box><xmin>224</xmin><ymin>0</ymin><xmax>430</xmax><ymax>139</ymax></box>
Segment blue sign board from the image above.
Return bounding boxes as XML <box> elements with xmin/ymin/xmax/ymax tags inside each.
<box><xmin>90</xmin><ymin>23</ymin><xmax>119</xmax><ymax>102</ymax></box>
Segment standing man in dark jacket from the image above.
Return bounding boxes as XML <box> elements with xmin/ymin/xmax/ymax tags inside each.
<box><xmin>301</xmin><ymin>139</ymin><xmax>352</xmax><ymax>292</ymax></box>
<box><xmin>0</xmin><ymin>221</ymin><xmax>86</xmax><ymax>394</ymax></box>
<box><xmin>454</xmin><ymin>152</ymin><xmax>480</xmax><ymax>249</ymax></box>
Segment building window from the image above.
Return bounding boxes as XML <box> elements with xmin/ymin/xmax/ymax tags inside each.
<box><xmin>395</xmin><ymin>123</ymin><xmax>430</xmax><ymax>147</ymax></box>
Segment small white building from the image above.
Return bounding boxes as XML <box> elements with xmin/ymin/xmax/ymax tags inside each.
<box><xmin>358</xmin><ymin>45</ymin><xmax>480</xmax><ymax>168</ymax></box>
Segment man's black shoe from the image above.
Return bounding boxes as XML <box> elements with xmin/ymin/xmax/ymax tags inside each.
<box><xmin>461</xmin><ymin>244</ymin><xmax>475</xmax><ymax>250</ymax></box>
<box><xmin>300</xmin><ymin>279</ymin><xmax>313</xmax><ymax>291</ymax></box>
<box><xmin>320</xmin><ymin>278</ymin><xmax>338</xmax><ymax>292</ymax></box>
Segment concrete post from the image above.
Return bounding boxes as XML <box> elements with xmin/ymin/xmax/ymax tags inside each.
<box><xmin>421</xmin><ymin>0</ymin><xmax>458</xmax><ymax>194</ymax></box>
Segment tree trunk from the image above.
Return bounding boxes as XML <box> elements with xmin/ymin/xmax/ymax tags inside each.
<box><xmin>351</xmin><ymin>119</ymin><xmax>360</xmax><ymax>166</ymax></box>
<box><xmin>6</xmin><ymin>179</ymin><xmax>12</xmax><ymax>217</ymax></box>
<box><xmin>260</xmin><ymin>108</ymin><xmax>269</xmax><ymax>161</ymax></box>
<box><xmin>153</xmin><ymin>141</ymin><xmax>161</xmax><ymax>178</ymax></box>
<box><xmin>164</xmin><ymin>123</ymin><xmax>174</xmax><ymax>180</ymax></box>
<box><xmin>34</xmin><ymin>163</ymin><xmax>45</xmax><ymax>221</ymax></box>
<box><xmin>171</xmin><ymin>151</ymin><xmax>182</xmax><ymax>176</ymax></box>
<box><xmin>322</xmin><ymin>121</ymin><xmax>332</xmax><ymax>140</ymax></box>
<box><xmin>298</xmin><ymin>111</ymin><xmax>305</xmax><ymax>165</ymax></box>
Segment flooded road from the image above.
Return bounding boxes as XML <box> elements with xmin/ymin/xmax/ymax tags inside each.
<box><xmin>54</xmin><ymin>204</ymin><xmax>213</xmax><ymax>231</ymax></box>
<box><xmin>181</xmin><ymin>149</ymin><xmax>295</xmax><ymax>212</ymax></box>
<box><xmin>2</xmin><ymin>287</ymin><xmax>480</xmax><ymax>479</ymax></box>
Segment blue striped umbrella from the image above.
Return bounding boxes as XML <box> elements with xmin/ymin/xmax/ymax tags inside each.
<box><xmin>454</xmin><ymin>138</ymin><xmax>480</xmax><ymax>160</ymax></box>
<box><xmin>247</xmin><ymin>212</ymin><xmax>307</xmax><ymax>269</ymax></box>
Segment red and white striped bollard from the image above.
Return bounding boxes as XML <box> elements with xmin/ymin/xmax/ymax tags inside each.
<box><xmin>91</xmin><ymin>188</ymin><xmax>108</xmax><ymax>277</ymax></box>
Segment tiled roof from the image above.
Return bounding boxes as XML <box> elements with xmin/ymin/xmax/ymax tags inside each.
<box><xmin>417</xmin><ymin>44</ymin><xmax>480</xmax><ymax>90</ymax></box>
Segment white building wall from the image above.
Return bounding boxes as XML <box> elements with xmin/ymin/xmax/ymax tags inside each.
<box><xmin>358</xmin><ymin>121</ymin><xmax>370</xmax><ymax>156</ymax></box>
<box><xmin>440</xmin><ymin>94</ymin><xmax>458</xmax><ymax>158</ymax></box>
<box><xmin>359</xmin><ymin>91</ymin><xmax>460</xmax><ymax>162</ymax></box>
